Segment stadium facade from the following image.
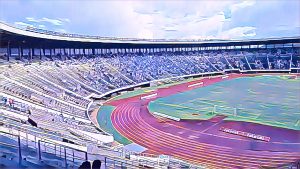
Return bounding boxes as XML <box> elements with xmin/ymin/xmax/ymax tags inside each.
<box><xmin>1</xmin><ymin>22</ymin><xmax>299</xmax><ymax>60</ymax></box>
<box><xmin>1</xmin><ymin>21</ymin><xmax>300</xmax><ymax>168</ymax></box>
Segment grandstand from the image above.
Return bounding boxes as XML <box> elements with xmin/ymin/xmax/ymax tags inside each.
<box><xmin>0</xmin><ymin>21</ymin><xmax>300</xmax><ymax>169</ymax></box>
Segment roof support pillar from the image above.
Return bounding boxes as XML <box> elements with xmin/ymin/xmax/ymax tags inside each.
<box><xmin>30</xmin><ymin>48</ymin><xmax>34</xmax><ymax>61</ymax></box>
<box><xmin>92</xmin><ymin>48</ymin><xmax>95</xmax><ymax>55</ymax></box>
<box><xmin>50</xmin><ymin>48</ymin><xmax>53</xmax><ymax>57</ymax></box>
<box><xmin>40</xmin><ymin>48</ymin><xmax>42</xmax><ymax>60</ymax></box>
<box><xmin>43</xmin><ymin>48</ymin><xmax>46</xmax><ymax>57</ymax></box>
<box><xmin>7</xmin><ymin>41</ymin><xmax>11</xmax><ymax>61</ymax></box>
<box><xmin>83</xmin><ymin>48</ymin><xmax>86</xmax><ymax>56</ymax></box>
<box><xmin>18</xmin><ymin>46</ymin><xmax>23</xmax><ymax>60</ymax></box>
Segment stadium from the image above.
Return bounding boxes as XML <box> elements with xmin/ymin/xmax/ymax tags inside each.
<box><xmin>0</xmin><ymin>2</ymin><xmax>300</xmax><ymax>168</ymax></box>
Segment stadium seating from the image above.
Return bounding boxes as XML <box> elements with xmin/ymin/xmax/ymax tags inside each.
<box><xmin>0</xmin><ymin>47</ymin><xmax>299</xmax><ymax>168</ymax></box>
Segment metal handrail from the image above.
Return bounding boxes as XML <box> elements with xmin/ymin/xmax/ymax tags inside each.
<box><xmin>0</xmin><ymin>129</ymin><xmax>145</xmax><ymax>168</ymax></box>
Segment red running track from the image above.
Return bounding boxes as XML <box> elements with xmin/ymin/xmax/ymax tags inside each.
<box><xmin>108</xmin><ymin>74</ymin><xmax>300</xmax><ymax>168</ymax></box>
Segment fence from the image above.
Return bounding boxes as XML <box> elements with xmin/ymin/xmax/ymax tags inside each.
<box><xmin>0</xmin><ymin>129</ymin><xmax>205</xmax><ymax>169</ymax></box>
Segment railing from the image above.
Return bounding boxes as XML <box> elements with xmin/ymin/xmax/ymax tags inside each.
<box><xmin>260</xmin><ymin>160</ymin><xmax>300</xmax><ymax>169</ymax></box>
<box><xmin>0</xmin><ymin>127</ymin><xmax>206</xmax><ymax>168</ymax></box>
<box><xmin>0</xmin><ymin>130</ymin><xmax>142</xmax><ymax>168</ymax></box>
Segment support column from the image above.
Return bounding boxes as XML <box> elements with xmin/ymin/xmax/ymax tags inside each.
<box><xmin>50</xmin><ymin>48</ymin><xmax>52</xmax><ymax>57</ymax></box>
<box><xmin>85</xmin><ymin>152</ymin><xmax>88</xmax><ymax>161</ymax></box>
<box><xmin>83</xmin><ymin>49</ymin><xmax>86</xmax><ymax>56</ymax></box>
<box><xmin>38</xmin><ymin>140</ymin><xmax>41</xmax><ymax>160</ymax></box>
<box><xmin>30</xmin><ymin>48</ymin><xmax>33</xmax><ymax>61</ymax></box>
<box><xmin>64</xmin><ymin>147</ymin><xmax>67</xmax><ymax>168</ymax></box>
<box><xmin>18</xmin><ymin>136</ymin><xmax>22</xmax><ymax>164</ymax></box>
<box><xmin>20</xmin><ymin>47</ymin><xmax>23</xmax><ymax>59</ymax></box>
<box><xmin>92</xmin><ymin>48</ymin><xmax>95</xmax><ymax>55</ymax></box>
<box><xmin>18</xmin><ymin>46</ymin><xmax>22</xmax><ymax>60</ymax></box>
<box><xmin>43</xmin><ymin>48</ymin><xmax>46</xmax><ymax>58</ymax></box>
<box><xmin>39</xmin><ymin>48</ymin><xmax>42</xmax><ymax>60</ymax></box>
<box><xmin>7</xmin><ymin>42</ymin><xmax>11</xmax><ymax>61</ymax></box>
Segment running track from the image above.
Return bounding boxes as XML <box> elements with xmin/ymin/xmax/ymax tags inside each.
<box><xmin>107</xmin><ymin>74</ymin><xmax>300</xmax><ymax>168</ymax></box>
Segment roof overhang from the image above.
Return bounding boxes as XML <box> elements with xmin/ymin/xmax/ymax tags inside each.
<box><xmin>1</xmin><ymin>22</ymin><xmax>300</xmax><ymax>48</ymax></box>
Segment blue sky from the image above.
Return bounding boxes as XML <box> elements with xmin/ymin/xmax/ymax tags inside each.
<box><xmin>0</xmin><ymin>0</ymin><xmax>299</xmax><ymax>40</ymax></box>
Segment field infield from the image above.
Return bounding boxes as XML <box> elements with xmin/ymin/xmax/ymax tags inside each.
<box><xmin>148</xmin><ymin>74</ymin><xmax>300</xmax><ymax>130</ymax></box>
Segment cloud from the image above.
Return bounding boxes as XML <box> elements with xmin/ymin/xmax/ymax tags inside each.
<box><xmin>126</xmin><ymin>1</ymin><xmax>256</xmax><ymax>39</ymax></box>
<box><xmin>38</xmin><ymin>25</ymin><xmax>46</xmax><ymax>29</ymax></box>
<box><xmin>25</xmin><ymin>17</ymin><xmax>39</xmax><ymax>22</ymax></box>
<box><xmin>55</xmin><ymin>28</ymin><xmax>67</xmax><ymax>33</ymax></box>
<box><xmin>163</xmin><ymin>28</ymin><xmax>178</xmax><ymax>32</ymax></box>
<box><xmin>137</xmin><ymin>29</ymin><xmax>154</xmax><ymax>39</ymax></box>
<box><xmin>220</xmin><ymin>26</ymin><xmax>256</xmax><ymax>39</ymax></box>
<box><xmin>58</xmin><ymin>18</ymin><xmax>70</xmax><ymax>23</ymax></box>
<box><xmin>2</xmin><ymin>0</ymin><xmax>298</xmax><ymax>39</ymax></box>
<box><xmin>14</xmin><ymin>21</ymin><xmax>33</xmax><ymax>27</ymax></box>
<box><xmin>14</xmin><ymin>21</ymin><xmax>46</xmax><ymax>30</ymax></box>
<box><xmin>25</xmin><ymin>17</ymin><xmax>69</xmax><ymax>26</ymax></box>
<box><xmin>230</xmin><ymin>0</ymin><xmax>256</xmax><ymax>13</ymax></box>
<box><xmin>41</xmin><ymin>17</ymin><xmax>63</xmax><ymax>25</ymax></box>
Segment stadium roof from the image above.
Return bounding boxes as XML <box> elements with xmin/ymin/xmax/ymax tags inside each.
<box><xmin>1</xmin><ymin>22</ymin><xmax>299</xmax><ymax>48</ymax></box>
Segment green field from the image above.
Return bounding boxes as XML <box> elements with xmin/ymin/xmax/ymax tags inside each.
<box><xmin>148</xmin><ymin>75</ymin><xmax>300</xmax><ymax>130</ymax></box>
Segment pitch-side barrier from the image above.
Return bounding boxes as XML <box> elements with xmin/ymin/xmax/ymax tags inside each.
<box><xmin>153</xmin><ymin>112</ymin><xmax>180</xmax><ymax>121</ymax></box>
<box><xmin>140</xmin><ymin>93</ymin><xmax>158</xmax><ymax>100</ymax></box>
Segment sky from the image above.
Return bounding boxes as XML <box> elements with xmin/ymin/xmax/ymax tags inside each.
<box><xmin>0</xmin><ymin>0</ymin><xmax>299</xmax><ymax>40</ymax></box>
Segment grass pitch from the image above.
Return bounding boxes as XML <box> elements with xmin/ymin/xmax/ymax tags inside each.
<box><xmin>148</xmin><ymin>75</ymin><xmax>300</xmax><ymax>130</ymax></box>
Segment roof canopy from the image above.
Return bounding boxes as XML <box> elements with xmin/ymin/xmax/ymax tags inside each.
<box><xmin>1</xmin><ymin>22</ymin><xmax>299</xmax><ymax>48</ymax></box>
